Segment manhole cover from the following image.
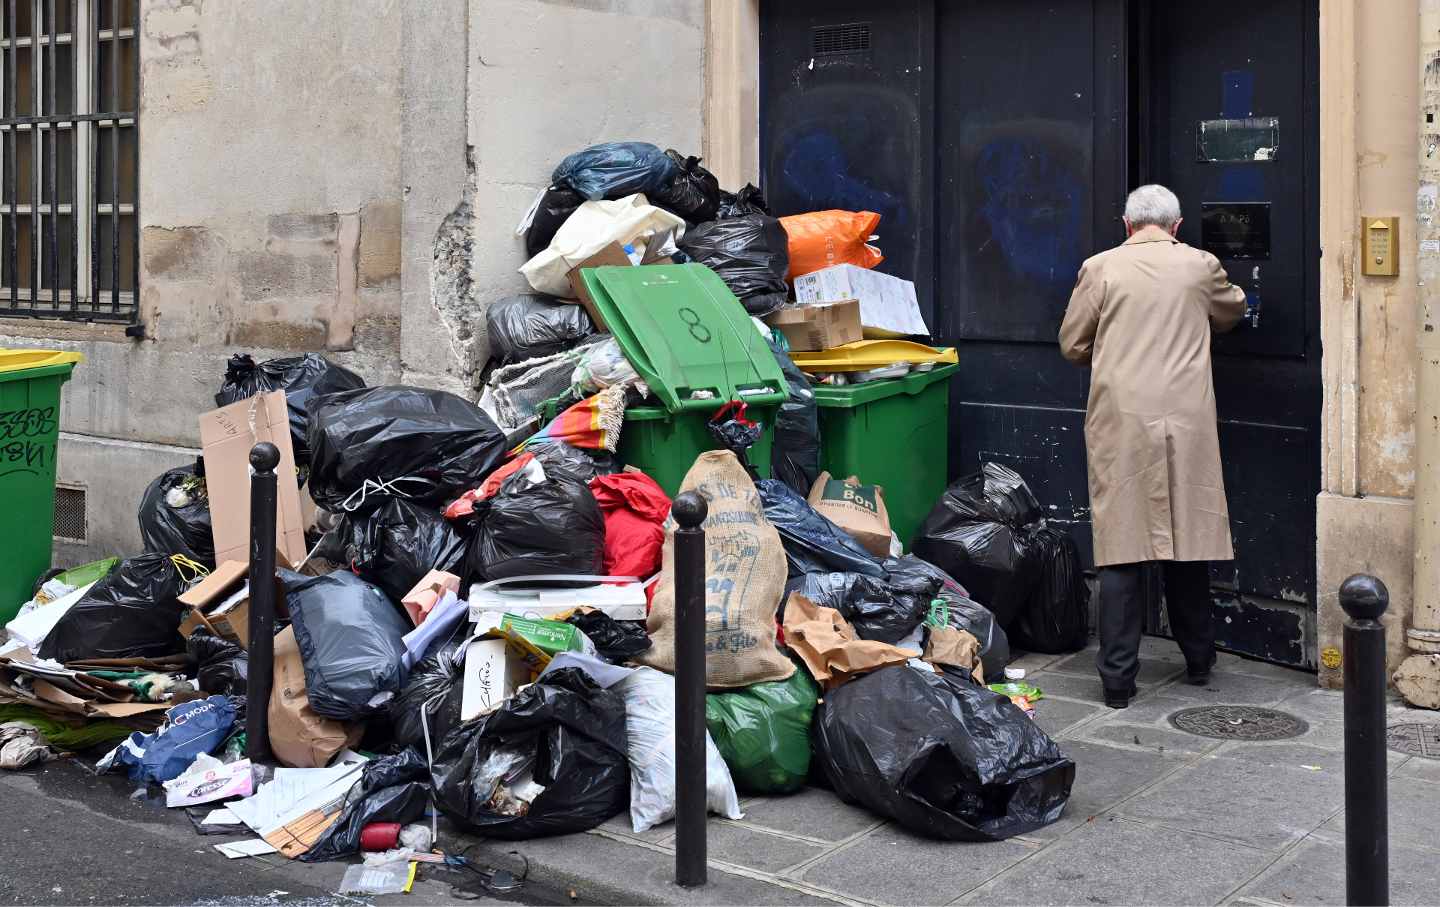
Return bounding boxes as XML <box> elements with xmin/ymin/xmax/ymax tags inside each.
<box><xmin>1387</xmin><ymin>723</ymin><xmax>1440</xmax><ymax>759</ymax></box>
<box><xmin>1169</xmin><ymin>705</ymin><xmax>1309</xmax><ymax>741</ymax></box>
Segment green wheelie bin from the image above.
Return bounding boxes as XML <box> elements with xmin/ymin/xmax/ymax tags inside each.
<box><xmin>0</xmin><ymin>349</ymin><xmax>82</xmax><ymax>624</ymax></box>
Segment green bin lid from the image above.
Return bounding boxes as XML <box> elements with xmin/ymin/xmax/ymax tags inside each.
<box><xmin>578</xmin><ymin>264</ymin><xmax>786</xmax><ymax>413</ymax></box>
<box><xmin>811</xmin><ymin>361</ymin><xmax>957</xmax><ymax>406</ymax></box>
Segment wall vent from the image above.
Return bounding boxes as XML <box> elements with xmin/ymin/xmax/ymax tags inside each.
<box><xmin>53</xmin><ymin>485</ymin><xmax>87</xmax><ymax>543</ymax></box>
<box><xmin>812</xmin><ymin>22</ymin><xmax>871</xmax><ymax>56</ymax></box>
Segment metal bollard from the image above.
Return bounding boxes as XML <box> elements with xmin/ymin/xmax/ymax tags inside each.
<box><xmin>244</xmin><ymin>442</ymin><xmax>280</xmax><ymax>764</ymax></box>
<box><xmin>1340</xmin><ymin>573</ymin><xmax>1390</xmax><ymax>907</ymax></box>
<box><xmin>671</xmin><ymin>490</ymin><xmax>709</xmax><ymax>888</ymax></box>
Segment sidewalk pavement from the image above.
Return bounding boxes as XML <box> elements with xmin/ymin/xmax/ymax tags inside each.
<box><xmin>460</xmin><ymin>638</ymin><xmax>1440</xmax><ymax>906</ymax></box>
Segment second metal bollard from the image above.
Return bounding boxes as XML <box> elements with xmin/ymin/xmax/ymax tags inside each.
<box><xmin>244</xmin><ymin>442</ymin><xmax>280</xmax><ymax>765</ymax></box>
<box><xmin>671</xmin><ymin>490</ymin><xmax>709</xmax><ymax>888</ymax></box>
<box><xmin>1340</xmin><ymin>573</ymin><xmax>1390</xmax><ymax>907</ymax></box>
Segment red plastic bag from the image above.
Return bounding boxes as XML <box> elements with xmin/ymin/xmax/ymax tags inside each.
<box><xmin>589</xmin><ymin>472</ymin><xmax>671</xmax><ymax>578</ymax></box>
<box><xmin>443</xmin><ymin>453</ymin><xmax>536</xmax><ymax>520</ymax></box>
<box><xmin>779</xmin><ymin>210</ymin><xmax>883</xmax><ymax>280</ymax></box>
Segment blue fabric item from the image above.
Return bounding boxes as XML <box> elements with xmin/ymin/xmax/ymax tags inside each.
<box><xmin>550</xmin><ymin>142</ymin><xmax>678</xmax><ymax>202</ymax></box>
<box><xmin>100</xmin><ymin>695</ymin><xmax>236</xmax><ymax>783</ymax></box>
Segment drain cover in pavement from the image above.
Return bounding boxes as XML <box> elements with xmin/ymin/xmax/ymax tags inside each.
<box><xmin>1169</xmin><ymin>705</ymin><xmax>1309</xmax><ymax>740</ymax></box>
<box><xmin>1387</xmin><ymin>723</ymin><xmax>1440</xmax><ymax>759</ymax></box>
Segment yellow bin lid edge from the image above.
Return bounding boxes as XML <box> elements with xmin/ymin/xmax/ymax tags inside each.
<box><xmin>0</xmin><ymin>349</ymin><xmax>84</xmax><ymax>374</ymax></box>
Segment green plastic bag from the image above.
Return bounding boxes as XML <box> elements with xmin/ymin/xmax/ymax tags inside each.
<box><xmin>704</xmin><ymin>666</ymin><xmax>819</xmax><ymax>795</ymax></box>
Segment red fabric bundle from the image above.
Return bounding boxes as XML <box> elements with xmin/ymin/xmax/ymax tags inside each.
<box><xmin>588</xmin><ymin>472</ymin><xmax>671</xmax><ymax>579</ymax></box>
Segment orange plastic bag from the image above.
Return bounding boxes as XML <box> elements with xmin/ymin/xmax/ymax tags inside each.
<box><xmin>779</xmin><ymin>210</ymin><xmax>883</xmax><ymax>280</ymax></box>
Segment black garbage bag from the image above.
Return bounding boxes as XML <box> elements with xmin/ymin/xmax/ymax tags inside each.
<box><xmin>678</xmin><ymin>215</ymin><xmax>790</xmax><ymax>316</ymax></box>
<box><xmin>528</xmin><ymin>438</ymin><xmax>617</xmax><ymax>483</ymax></box>
<box><xmin>525</xmin><ymin>186</ymin><xmax>585</xmax><ymax>258</ymax></box>
<box><xmin>885</xmin><ymin>554</ymin><xmax>1011</xmax><ymax>679</ymax></box>
<box><xmin>466</xmin><ymin>466</ymin><xmax>605</xmax><ymax>582</ymax></box>
<box><xmin>551</xmin><ymin>141</ymin><xmax>678</xmax><ymax>201</ymax></box>
<box><xmin>707</xmin><ymin>401</ymin><xmax>765</xmax><ymax>460</ymax></box>
<box><xmin>785</xmin><ymin>571</ymin><xmax>926</xmax><ymax>645</ymax></box>
<box><xmin>813</xmin><ymin>665</ymin><xmax>1075</xmax><ymax>841</ymax></box>
<box><xmin>287</xmin><ymin>571</ymin><xmax>411</xmax><ymax>721</ymax></box>
<box><xmin>767</xmin><ymin>337</ymin><xmax>820</xmax><ymax>496</ymax></box>
<box><xmin>911</xmin><ymin>463</ymin><xmax>1046</xmax><ymax>629</ymax></box>
<box><xmin>389</xmin><ymin>634</ymin><xmax>467</xmax><ymax>752</ymax></box>
<box><xmin>137</xmin><ymin>462</ymin><xmax>215</xmax><ymax>568</ymax></box>
<box><xmin>1015</xmin><ymin>526</ymin><xmax>1089</xmax><ymax>654</ymax></box>
<box><xmin>651</xmin><ymin>150</ymin><xmax>720</xmax><ymax>223</ymax></box>
<box><xmin>187</xmin><ymin>632</ymin><xmax>248</xmax><ymax>697</ymax></box>
<box><xmin>486</xmin><ymin>293</ymin><xmax>595</xmax><ymax>364</ymax></box>
<box><xmin>307</xmin><ymin>385</ymin><xmax>508</xmax><ymax>511</ymax></box>
<box><xmin>314</xmin><ymin>496</ymin><xmax>467</xmax><ymax>604</ymax></box>
<box><xmin>716</xmin><ymin>183</ymin><xmax>771</xmax><ymax>219</ymax></box>
<box><xmin>565</xmin><ymin>611</ymin><xmax>650</xmax><ymax>663</ymax></box>
<box><xmin>215</xmin><ymin>353</ymin><xmax>365</xmax><ymax>467</ymax></box>
<box><xmin>300</xmin><ymin>748</ymin><xmax>430</xmax><ymax>862</ymax></box>
<box><xmin>431</xmin><ymin>667</ymin><xmax>630</xmax><ymax>839</ymax></box>
<box><xmin>39</xmin><ymin>553</ymin><xmax>189</xmax><ymax>663</ymax></box>
<box><xmin>756</xmin><ymin>479</ymin><xmax>883</xmax><ymax>579</ymax></box>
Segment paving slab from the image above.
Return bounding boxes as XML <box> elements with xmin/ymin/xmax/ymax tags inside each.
<box><xmin>1004</xmin><ymin>650</ymin><xmax>1067</xmax><ymax>676</ymax></box>
<box><xmin>739</xmin><ymin>786</ymin><xmax>883</xmax><ymax>843</ymax></box>
<box><xmin>1018</xmin><ymin>739</ymin><xmax>1185</xmax><ymax>841</ymax></box>
<box><xmin>1026</xmin><ymin>671</ymin><xmax>1111</xmax><ymax>704</ymax></box>
<box><xmin>1082</xmin><ymin>721</ymin><xmax>1221</xmax><ymax>756</ymax></box>
<box><xmin>1046</xmin><ymin>651</ymin><xmax>1185</xmax><ymax>685</ymax></box>
<box><xmin>1234</xmin><ymin>837</ymin><xmax>1440</xmax><ymax>906</ymax></box>
<box><xmin>1088</xmin><ymin>693</ymin><xmax>1196</xmax><ymax>726</ymax></box>
<box><xmin>1318</xmin><ymin>774</ymin><xmax>1440</xmax><ymax>854</ymax></box>
<box><xmin>1164</xmin><ymin>669</ymin><xmax>1312</xmax><ymax>705</ymax></box>
<box><xmin>959</xmin><ymin>816</ymin><xmax>1273</xmax><ymax>906</ymax></box>
<box><xmin>1031</xmin><ymin>696</ymin><xmax>1107</xmax><ymax>739</ymax></box>
<box><xmin>703</xmin><ymin>821</ymin><xmax>833</xmax><ymax>874</ymax></box>
<box><xmin>599</xmin><ymin>809</ymin><xmax>677</xmax><ymax>845</ymax></box>
<box><xmin>1210</xmin><ymin>740</ymin><xmax>1406</xmax><ymax>775</ymax></box>
<box><xmin>1114</xmin><ymin>755</ymin><xmax>1343</xmax><ymax>851</ymax></box>
<box><xmin>795</xmin><ymin>824</ymin><xmax>1035</xmax><ymax>906</ymax></box>
<box><xmin>1394</xmin><ymin>755</ymin><xmax>1440</xmax><ymax>782</ymax></box>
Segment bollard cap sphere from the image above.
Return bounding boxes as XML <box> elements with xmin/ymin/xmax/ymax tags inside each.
<box><xmin>1339</xmin><ymin>574</ymin><xmax>1389</xmax><ymax>621</ymax></box>
<box><xmin>671</xmin><ymin>491</ymin><xmax>709</xmax><ymax>529</ymax></box>
<box><xmin>249</xmin><ymin>441</ymin><xmax>281</xmax><ymax>474</ymax></box>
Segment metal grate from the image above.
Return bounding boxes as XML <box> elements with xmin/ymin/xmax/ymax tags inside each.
<box><xmin>1169</xmin><ymin>705</ymin><xmax>1309</xmax><ymax>741</ymax></box>
<box><xmin>812</xmin><ymin>22</ymin><xmax>871</xmax><ymax>56</ymax></box>
<box><xmin>1387</xmin><ymin>723</ymin><xmax>1440</xmax><ymax>760</ymax></box>
<box><xmin>52</xmin><ymin>482</ymin><xmax>84</xmax><ymax>540</ymax></box>
<box><xmin>0</xmin><ymin>0</ymin><xmax>140</xmax><ymax>323</ymax></box>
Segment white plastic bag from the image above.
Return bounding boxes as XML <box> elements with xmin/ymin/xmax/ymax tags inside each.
<box><xmin>614</xmin><ymin>667</ymin><xmax>742</xmax><ymax>833</ymax></box>
<box><xmin>520</xmin><ymin>193</ymin><xmax>686</xmax><ymax>297</ymax></box>
<box><xmin>571</xmin><ymin>337</ymin><xmax>639</xmax><ymax>396</ymax></box>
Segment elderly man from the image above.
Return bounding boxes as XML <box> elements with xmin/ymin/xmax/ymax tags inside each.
<box><xmin>1059</xmin><ymin>184</ymin><xmax>1247</xmax><ymax>709</ymax></box>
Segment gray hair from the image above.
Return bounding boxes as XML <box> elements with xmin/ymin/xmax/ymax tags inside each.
<box><xmin>1124</xmin><ymin>184</ymin><xmax>1182</xmax><ymax>229</ymax></box>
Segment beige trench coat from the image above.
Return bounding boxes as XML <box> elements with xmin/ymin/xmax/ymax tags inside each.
<box><xmin>1059</xmin><ymin>225</ymin><xmax>1246</xmax><ymax>567</ymax></box>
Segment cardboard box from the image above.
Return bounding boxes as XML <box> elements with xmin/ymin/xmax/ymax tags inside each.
<box><xmin>764</xmin><ymin>299</ymin><xmax>863</xmax><ymax>351</ymax></box>
<box><xmin>564</xmin><ymin>228</ymin><xmax>678</xmax><ymax>331</ymax></box>
<box><xmin>177</xmin><ymin>558</ymin><xmax>289</xmax><ymax>648</ymax></box>
<box><xmin>793</xmin><ymin>264</ymin><xmax>930</xmax><ymax>337</ymax></box>
<box><xmin>200</xmin><ymin>391</ymin><xmax>307</xmax><ymax>568</ymax></box>
<box><xmin>460</xmin><ymin>637</ymin><xmax>528</xmax><ymax>720</ymax></box>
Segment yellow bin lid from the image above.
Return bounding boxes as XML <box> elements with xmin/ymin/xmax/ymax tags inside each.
<box><xmin>790</xmin><ymin>339</ymin><xmax>957</xmax><ymax>372</ymax></box>
<box><xmin>0</xmin><ymin>348</ymin><xmax>84</xmax><ymax>374</ymax></box>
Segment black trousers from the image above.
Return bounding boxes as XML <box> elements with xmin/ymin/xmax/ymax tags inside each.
<box><xmin>1095</xmin><ymin>561</ymin><xmax>1215</xmax><ymax>694</ymax></box>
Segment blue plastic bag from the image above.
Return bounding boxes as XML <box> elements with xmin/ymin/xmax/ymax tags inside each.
<box><xmin>97</xmin><ymin>695</ymin><xmax>236</xmax><ymax>783</ymax></box>
<box><xmin>551</xmin><ymin>142</ymin><xmax>678</xmax><ymax>201</ymax></box>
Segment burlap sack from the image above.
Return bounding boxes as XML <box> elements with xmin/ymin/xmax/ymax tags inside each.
<box><xmin>641</xmin><ymin>450</ymin><xmax>794</xmax><ymax>689</ymax></box>
<box><xmin>268</xmin><ymin>626</ymin><xmax>363</xmax><ymax>768</ymax></box>
<box><xmin>807</xmin><ymin>471</ymin><xmax>892</xmax><ymax>557</ymax></box>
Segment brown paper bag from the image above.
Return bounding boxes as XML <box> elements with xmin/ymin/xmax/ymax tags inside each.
<box><xmin>640</xmin><ymin>450</ymin><xmax>794</xmax><ymax>688</ymax></box>
<box><xmin>923</xmin><ymin>626</ymin><xmax>985</xmax><ymax>683</ymax></box>
<box><xmin>268</xmin><ymin>626</ymin><xmax>363</xmax><ymax>768</ymax></box>
<box><xmin>781</xmin><ymin>592</ymin><xmax>917</xmax><ymax>690</ymax></box>
<box><xmin>807</xmin><ymin>472</ymin><xmax>892</xmax><ymax>557</ymax></box>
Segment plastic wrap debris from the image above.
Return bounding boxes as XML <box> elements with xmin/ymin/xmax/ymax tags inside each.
<box><xmin>588</xmin><ymin>472</ymin><xmax>670</xmax><ymax>580</ymax></box>
<box><xmin>521</xmin><ymin>194</ymin><xmax>687</xmax><ymax>298</ymax></box>
<box><xmin>339</xmin><ymin>860</ymin><xmax>416</xmax><ymax>895</ymax></box>
<box><xmin>97</xmin><ymin>695</ymin><xmax>236</xmax><ymax>784</ymax></box>
<box><xmin>5</xmin><ymin>580</ymin><xmax>96</xmax><ymax>653</ymax></box>
<box><xmin>314</xmin><ymin>496</ymin><xmax>467</xmax><ymax>604</ymax></box>
<box><xmin>307</xmin><ymin>385</ymin><xmax>508</xmax><ymax>512</ymax></box>
<box><xmin>0</xmin><ymin>721</ymin><xmax>51</xmax><ymax>769</ymax></box>
<box><xmin>813</xmin><ymin>665</ymin><xmax>1074</xmax><ymax>841</ymax></box>
<box><xmin>651</xmin><ymin>150</ymin><xmax>720</xmax><ymax>223</ymax></box>
<box><xmin>551</xmin><ymin>142</ymin><xmax>678</xmax><ymax>201</ymax></box>
<box><xmin>466</xmin><ymin>462</ymin><xmax>606</xmax><ymax>582</ymax></box>
<box><xmin>677</xmin><ymin>214</ymin><xmax>789</xmax><ymax>316</ymax></box>
<box><xmin>779</xmin><ymin>209</ymin><xmax>884</xmax><ymax>280</ymax></box>
<box><xmin>432</xmin><ymin>667</ymin><xmax>630</xmax><ymax>839</ymax></box>
<box><xmin>768</xmin><ymin>336</ymin><xmax>821</xmax><ymax>496</ymax></box>
<box><xmin>187</xmin><ymin>632</ymin><xmax>249</xmax><ymax>697</ymax></box>
<box><xmin>214</xmin><ymin>352</ymin><xmax>366</xmax><ymax>467</ymax></box>
<box><xmin>300</xmin><ymin>748</ymin><xmax>430</xmax><ymax>863</ymax></box>
<box><xmin>137</xmin><ymin>463</ymin><xmax>215</xmax><ymax>567</ymax></box>
<box><xmin>704</xmin><ymin>665</ymin><xmax>818</xmax><ymax>795</ymax></box>
<box><xmin>38</xmin><ymin>553</ymin><xmax>194</xmax><ymax>664</ymax></box>
<box><xmin>287</xmin><ymin>571</ymin><xmax>411</xmax><ymax>721</ymax></box>
<box><xmin>570</xmin><ymin>336</ymin><xmax>640</xmax><ymax>397</ymax></box>
<box><xmin>615</xmin><ymin>667</ymin><xmax>742</xmax><ymax>833</ymax></box>
<box><xmin>487</xmin><ymin>293</ymin><xmax>596</xmax><ymax>364</ymax></box>
<box><xmin>716</xmin><ymin>183</ymin><xmax>771</xmax><ymax>219</ymax></box>
<box><xmin>162</xmin><ymin>753</ymin><xmax>253</xmax><ymax>807</ymax></box>
<box><xmin>781</xmin><ymin>593</ymin><xmax>917</xmax><ymax>690</ymax></box>
<box><xmin>756</xmin><ymin>479</ymin><xmax>883</xmax><ymax>580</ymax></box>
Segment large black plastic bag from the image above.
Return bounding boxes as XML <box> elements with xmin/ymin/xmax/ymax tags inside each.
<box><xmin>678</xmin><ymin>215</ymin><xmax>790</xmax><ymax>316</ymax></box>
<box><xmin>137</xmin><ymin>462</ymin><xmax>214</xmax><ymax>567</ymax></box>
<box><xmin>565</xmin><ymin>611</ymin><xmax>650</xmax><ymax>663</ymax></box>
<box><xmin>756</xmin><ymin>479</ymin><xmax>882</xmax><ymax>579</ymax></box>
<box><xmin>215</xmin><ymin>353</ymin><xmax>365</xmax><ymax>467</ymax></box>
<box><xmin>431</xmin><ymin>667</ymin><xmax>630</xmax><ymax>839</ymax></box>
<box><xmin>814</xmin><ymin>665</ymin><xmax>1074</xmax><ymax>841</ymax></box>
<box><xmin>885</xmin><ymin>555</ymin><xmax>1011</xmax><ymax>678</ymax></box>
<box><xmin>486</xmin><ymin>293</ymin><xmax>595</xmax><ymax>364</ymax></box>
<box><xmin>716</xmin><ymin>184</ymin><xmax>770</xmax><ymax>219</ymax></box>
<box><xmin>389</xmin><ymin>635</ymin><xmax>466</xmax><ymax>752</ymax></box>
<box><xmin>768</xmin><ymin>337</ymin><xmax>820</xmax><ymax>495</ymax></box>
<box><xmin>785</xmin><ymin>571</ymin><xmax>926</xmax><ymax>645</ymax></box>
<box><xmin>300</xmin><ymin>749</ymin><xmax>430</xmax><ymax>862</ymax></box>
<box><xmin>287</xmin><ymin>571</ymin><xmax>411</xmax><ymax>721</ymax></box>
<box><xmin>39</xmin><ymin>553</ymin><xmax>189</xmax><ymax>663</ymax></box>
<box><xmin>314</xmin><ymin>496</ymin><xmax>466</xmax><ymax>604</ymax></box>
<box><xmin>1016</xmin><ymin>526</ymin><xmax>1089</xmax><ymax>654</ymax></box>
<box><xmin>466</xmin><ymin>466</ymin><xmax>605</xmax><ymax>582</ymax></box>
<box><xmin>551</xmin><ymin>141</ymin><xmax>678</xmax><ymax>201</ymax></box>
<box><xmin>524</xmin><ymin>186</ymin><xmax>585</xmax><ymax>258</ymax></box>
<box><xmin>651</xmin><ymin>150</ymin><xmax>720</xmax><ymax>223</ymax></box>
<box><xmin>528</xmin><ymin>438</ymin><xmax>616</xmax><ymax>484</ymax></box>
<box><xmin>187</xmin><ymin>632</ymin><xmax>249</xmax><ymax>697</ymax></box>
<box><xmin>307</xmin><ymin>386</ymin><xmax>508</xmax><ymax>512</ymax></box>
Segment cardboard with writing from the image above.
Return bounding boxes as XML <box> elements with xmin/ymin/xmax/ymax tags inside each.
<box><xmin>806</xmin><ymin>471</ymin><xmax>893</xmax><ymax>557</ymax></box>
<box><xmin>792</xmin><ymin>263</ymin><xmax>929</xmax><ymax>337</ymax></box>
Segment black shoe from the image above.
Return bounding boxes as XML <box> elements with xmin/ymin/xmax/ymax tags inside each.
<box><xmin>1187</xmin><ymin>654</ymin><xmax>1217</xmax><ymax>686</ymax></box>
<box><xmin>1104</xmin><ymin>687</ymin><xmax>1135</xmax><ymax>709</ymax></box>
